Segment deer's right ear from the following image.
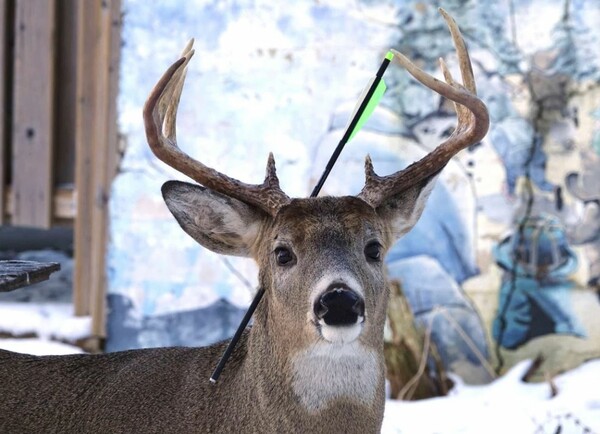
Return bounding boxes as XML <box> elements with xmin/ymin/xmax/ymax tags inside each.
<box><xmin>161</xmin><ymin>180</ymin><xmax>266</xmax><ymax>257</ymax></box>
<box><xmin>375</xmin><ymin>174</ymin><xmax>439</xmax><ymax>241</ymax></box>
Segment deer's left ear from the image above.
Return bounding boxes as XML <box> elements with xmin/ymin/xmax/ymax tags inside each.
<box><xmin>376</xmin><ymin>174</ymin><xmax>439</xmax><ymax>241</ymax></box>
<box><xmin>161</xmin><ymin>180</ymin><xmax>267</xmax><ymax>257</ymax></box>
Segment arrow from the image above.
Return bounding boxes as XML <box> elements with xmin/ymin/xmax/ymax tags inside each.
<box><xmin>311</xmin><ymin>50</ymin><xmax>393</xmax><ymax>197</ymax></box>
<box><xmin>210</xmin><ymin>51</ymin><xmax>394</xmax><ymax>383</ymax></box>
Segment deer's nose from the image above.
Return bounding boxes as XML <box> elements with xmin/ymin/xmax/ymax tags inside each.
<box><xmin>314</xmin><ymin>288</ymin><xmax>365</xmax><ymax>326</ymax></box>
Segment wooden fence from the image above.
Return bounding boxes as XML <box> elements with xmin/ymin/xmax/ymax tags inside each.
<box><xmin>0</xmin><ymin>0</ymin><xmax>121</xmax><ymax>345</ymax></box>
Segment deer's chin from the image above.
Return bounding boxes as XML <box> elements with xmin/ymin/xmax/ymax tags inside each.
<box><xmin>317</xmin><ymin>318</ymin><xmax>364</xmax><ymax>344</ymax></box>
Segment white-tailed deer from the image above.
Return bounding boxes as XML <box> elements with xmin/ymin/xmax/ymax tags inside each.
<box><xmin>0</xmin><ymin>10</ymin><xmax>488</xmax><ymax>433</ymax></box>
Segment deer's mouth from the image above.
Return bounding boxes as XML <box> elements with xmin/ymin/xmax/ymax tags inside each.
<box><xmin>316</xmin><ymin>318</ymin><xmax>365</xmax><ymax>344</ymax></box>
<box><xmin>313</xmin><ymin>286</ymin><xmax>365</xmax><ymax>344</ymax></box>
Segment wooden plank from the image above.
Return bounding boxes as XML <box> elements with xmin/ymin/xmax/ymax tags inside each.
<box><xmin>0</xmin><ymin>0</ymin><xmax>7</xmax><ymax>224</ymax></box>
<box><xmin>11</xmin><ymin>0</ymin><xmax>56</xmax><ymax>228</ymax></box>
<box><xmin>73</xmin><ymin>0</ymin><xmax>94</xmax><ymax>318</ymax></box>
<box><xmin>74</xmin><ymin>0</ymin><xmax>121</xmax><ymax>339</ymax></box>
<box><xmin>4</xmin><ymin>185</ymin><xmax>76</xmax><ymax>220</ymax></box>
<box><xmin>90</xmin><ymin>0</ymin><xmax>121</xmax><ymax>338</ymax></box>
<box><xmin>54</xmin><ymin>0</ymin><xmax>78</xmax><ymax>186</ymax></box>
<box><xmin>89</xmin><ymin>0</ymin><xmax>111</xmax><ymax>338</ymax></box>
<box><xmin>0</xmin><ymin>260</ymin><xmax>60</xmax><ymax>292</ymax></box>
<box><xmin>106</xmin><ymin>0</ymin><xmax>122</xmax><ymax>183</ymax></box>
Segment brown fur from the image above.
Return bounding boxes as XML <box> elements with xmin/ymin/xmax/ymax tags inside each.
<box><xmin>0</xmin><ymin>192</ymin><xmax>433</xmax><ymax>433</ymax></box>
<box><xmin>0</xmin><ymin>330</ymin><xmax>383</xmax><ymax>433</ymax></box>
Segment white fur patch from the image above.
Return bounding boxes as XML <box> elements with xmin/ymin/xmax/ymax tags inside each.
<box><xmin>392</xmin><ymin>173</ymin><xmax>439</xmax><ymax>237</ymax></box>
<box><xmin>291</xmin><ymin>342</ymin><xmax>380</xmax><ymax>412</ymax></box>
<box><xmin>318</xmin><ymin>319</ymin><xmax>364</xmax><ymax>344</ymax></box>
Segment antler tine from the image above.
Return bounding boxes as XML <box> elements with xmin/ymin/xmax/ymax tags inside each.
<box><xmin>358</xmin><ymin>8</ymin><xmax>489</xmax><ymax>208</ymax></box>
<box><xmin>439</xmin><ymin>8</ymin><xmax>476</xmax><ymax>94</ymax></box>
<box><xmin>143</xmin><ymin>40</ymin><xmax>291</xmax><ymax>216</ymax></box>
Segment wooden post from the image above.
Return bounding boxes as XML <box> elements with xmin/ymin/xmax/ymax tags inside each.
<box><xmin>91</xmin><ymin>0</ymin><xmax>121</xmax><ymax>338</ymax></box>
<box><xmin>0</xmin><ymin>0</ymin><xmax>7</xmax><ymax>224</ymax></box>
<box><xmin>89</xmin><ymin>0</ymin><xmax>110</xmax><ymax>340</ymax></box>
<box><xmin>73</xmin><ymin>0</ymin><xmax>97</xmax><ymax>322</ymax></box>
<box><xmin>11</xmin><ymin>0</ymin><xmax>56</xmax><ymax>228</ymax></box>
<box><xmin>55</xmin><ymin>0</ymin><xmax>79</xmax><ymax>187</ymax></box>
<box><xmin>74</xmin><ymin>0</ymin><xmax>121</xmax><ymax>340</ymax></box>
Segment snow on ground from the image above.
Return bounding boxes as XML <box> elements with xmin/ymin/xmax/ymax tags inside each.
<box><xmin>0</xmin><ymin>302</ymin><xmax>91</xmax><ymax>342</ymax></box>
<box><xmin>382</xmin><ymin>359</ymin><xmax>600</xmax><ymax>434</ymax></box>
<box><xmin>0</xmin><ymin>338</ymin><xmax>84</xmax><ymax>356</ymax></box>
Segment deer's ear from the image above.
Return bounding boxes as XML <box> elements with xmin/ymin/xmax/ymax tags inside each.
<box><xmin>162</xmin><ymin>180</ymin><xmax>266</xmax><ymax>257</ymax></box>
<box><xmin>376</xmin><ymin>174</ymin><xmax>439</xmax><ymax>241</ymax></box>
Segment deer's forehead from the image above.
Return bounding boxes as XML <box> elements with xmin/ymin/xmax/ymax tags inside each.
<box><xmin>271</xmin><ymin>197</ymin><xmax>382</xmax><ymax>242</ymax></box>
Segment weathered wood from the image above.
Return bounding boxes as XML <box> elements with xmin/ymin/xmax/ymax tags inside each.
<box><xmin>2</xmin><ymin>1</ymin><xmax>120</xmax><ymax>344</ymax></box>
<box><xmin>4</xmin><ymin>186</ymin><xmax>76</xmax><ymax>220</ymax></box>
<box><xmin>90</xmin><ymin>0</ymin><xmax>121</xmax><ymax>338</ymax></box>
<box><xmin>90</xmin><ymin>1</ymin><xmax>112</xmax><ymax>335</ymax></box>
<box><xmin>106</xmin><ymin>0</ymin><xmax>122</xmax><ymax>185</ymax></box>
<box><xmin>11</xmin><ymin>0</ymin><xmax>56</xmax><ymax>228</ymax></box>
<box><xmin>74</xmin><ymin>0</ymin><xmax>121</xmax><ymax>340</ymax></box>
<box><xmin>0</xmin><ymin>0</ymin><xmax>8</xmax><ymax>225</ymax></box>
<box><xmin>73</xmin><ymin>0</ymin><xmax>96</xmax><ymax>318</ymax></box>
<box><xmin>89</xmin><ymin>0</ymin><xmax>109</xmax><ymax>338</ymax></box>
<box><xmin>54</xmin><ymin>0</ymin><xmax>78</xmax><ymax>186</ymax></box>
<box><xmin>0</xmin><ymin>260</ymin><xmax>60</xmax><ymax>292</ymax></box>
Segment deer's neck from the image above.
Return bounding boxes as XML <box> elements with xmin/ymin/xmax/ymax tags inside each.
<box><xmin>238</xmin><ymin>304</ymin><xmax>386</xmax><ymax>432</ymax></box>
<box><xmin>288</xmin><ymin>339</ymin><xmax>382</xmax><ymax>411</ymax></box>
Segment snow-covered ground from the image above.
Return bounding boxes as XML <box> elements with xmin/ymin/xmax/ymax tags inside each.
<box><xmin>383</xmin><ymin>359</ymin><xmax>600</xmax><ymax>434</ymax></box>
<box><xmin>0</xmin><ymin>338</ymin><xmax>85</xmax><ymax>356</ymax></box>
<box><xmin>0</xmin><ymin>302</ymin><xmax>91</xmax><ymax>342</ymax></box>
<box><xmin>1</xmin><ymin>338</ymin><xmax>598</xmax><ymax>433</ymax></box>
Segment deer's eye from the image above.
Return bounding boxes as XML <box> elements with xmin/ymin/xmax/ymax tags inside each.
<box><xmin>364</xmin><ymin>242</ymin><xmax>382</xmax><ymax>263</ymax></box>
<box><xmin>275</xmin><ymin>247</ymin><xmax>295</xmax><ymax>266</ymax></box>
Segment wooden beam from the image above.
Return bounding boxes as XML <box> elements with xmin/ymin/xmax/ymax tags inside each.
<box><xmin>54</xmin><ymin>0</ymin><xmax>78</xmax><ymax>186</ymax></box>
<box><xmin>73</xmin><ymin>0</ymin><xmax>94</xmax><ymax>319</ymax></box>
<box><xmin>89</xmin><ymin>0</ymin><xmax>110</xmax><ymax>339</ymax></box>
<box><xmin>90</xmin><ymin>0</ymin><xmax>121</xmax><ymax>339</ymax></box>
<box><xmin>106</xmin><ymin>0</ymin><xmax>122</xmax><ymax>183</ymax></box>
<box><xmin>0</xmin><ymin>0</ymin><xmax>7</xmax><ymax>225</ymax></box>
<box><xmin>0</xmin><ymin>260</ymin><xmax>60</xmax><ymax>292</ymax></box>
<box><xmin>4</xmin><ymin>185</ymin><xmax>76</xmax><ymax>220</ymax></box>
<box><xmin>74</xmin><ymin>0</ymin><xmax>121</xmax><ymax>340</ymax></box>
<box><xmin>11</xmin><ymin>0</ymin><xmax>56</xmax><ymax>228</ymax></box>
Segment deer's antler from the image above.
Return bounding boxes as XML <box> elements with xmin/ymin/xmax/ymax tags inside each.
<box><xmin>358</xmin><ymin>8</ymin><xmax>489</xmax><ymax>208</ymax></box>
<box><xmin>143</xmin><ymin>40</ymin><xmax>291</xmax><ymax>216</ymax></box>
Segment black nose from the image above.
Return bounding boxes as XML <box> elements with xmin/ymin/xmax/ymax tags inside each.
<box><xmin>314</xmin><ymin>288</ymin><xmax>365</xmax><ymax>326</ymax></box>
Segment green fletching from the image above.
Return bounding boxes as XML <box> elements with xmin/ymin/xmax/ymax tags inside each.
<box><xmin>348</xmin><ymin>79</ymin><xmax>386</xmax><ymax>142</ymax></box>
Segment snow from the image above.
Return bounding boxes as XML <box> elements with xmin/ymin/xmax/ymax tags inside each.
<box><xmin>0</xmin><ymin>302</ymin><xmax>91</xmax><ymax>342</ymax></box>
<box><xmin>382</xmin><ymin>359</ymin><xmax>600</xmax><ymax>434</ymax></box>
<box><xmin>0</xmin><ymin>338</ymin><xmax>84</xmax><ymax>356</ymax></box>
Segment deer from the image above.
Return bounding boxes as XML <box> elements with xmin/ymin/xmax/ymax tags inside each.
<box><xmin>0</xmin><ymin>9</ymin><xmax>488</xmax><ymax>433</ymax></box>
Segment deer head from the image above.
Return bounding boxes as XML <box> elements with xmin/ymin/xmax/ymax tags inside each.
<box><xmin>143</xmin><ymin>8</ymin><xmax>488</xmax><ymax>412</ymax></box>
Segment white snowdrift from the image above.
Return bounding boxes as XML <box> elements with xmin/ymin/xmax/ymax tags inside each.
<box><xmin>382</xmin><ymin>359</ymin><xmax>600</xmax><ymax>434</ymax></box>
<box><xmin>0</xmin><ymin>338</ymin><xmax>84</xmax><ymax>356</ymax></box>
<box><xmin>0</xmin><ymin>302</ymin><xmax>91</xmax><ymax>342</ymax></box>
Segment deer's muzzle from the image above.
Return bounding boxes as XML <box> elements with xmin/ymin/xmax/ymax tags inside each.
<box><xmin>314</xmin><ymin>287</ymin><xmax>365</xmax><ymax>326</ymax></box>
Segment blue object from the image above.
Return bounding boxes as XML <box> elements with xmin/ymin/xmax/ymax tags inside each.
<box><xmin>493</xmin><ymin>215</ymin><xmax>585</xmax><ymax>349</ymax></box>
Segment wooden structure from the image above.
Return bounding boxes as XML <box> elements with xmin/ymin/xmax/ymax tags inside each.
<box><xmin>0</xmin><ymin>260</ymin><xmax>60</xmax><ymax>293</ymax></box>
<box><xmin>0</xmin><ymin>0</ymin><xmax>121</xmax><ymax>342</ymax></box>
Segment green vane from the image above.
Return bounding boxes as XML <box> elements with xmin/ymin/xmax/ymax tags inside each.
<box><xmin>310</xmin><ymin>50</ymin><xmax>394</xmax><ymax>197</ymax></box>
